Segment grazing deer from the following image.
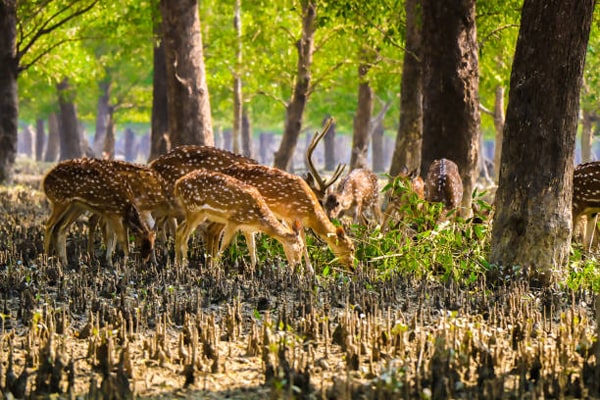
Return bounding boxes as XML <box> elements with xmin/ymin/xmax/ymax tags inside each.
<box><xmin>572</xmin><ymin>161</ymin><xmax>600</xmax><ymax>249</ymax></box>
<box><xmin>220</xmin><ymin>163</ymin><xmax>355</xmax><ymax>270</ymax></box>
<box><xmin>173</xmin><ymin>170</ymin><xmax>304</xmax><ymax>269</ymax></box>
<box><xmin>304</xmin><ymin>118</ymin><xmax>347</xmax><ymax>202</ymax></box>
<box><xmin>424</xmin><ymin>158</ymin><xmax>463</xmax><ymax>214</ymax></box>
<box><xmin>324</xmin><ymin>168</ymin><xmax>383</xmax><ymax>226</ymax></box>
<box><xmin>42</xmin><ymin>158</ymin><xmax>156</xmax><ymax>266</ymax></box>
<box><xmin>86</xmin><ymin>160</ymin><xmax>175</xmax><ymax>262</ymax></box>
<box><xmin>381</xmin><ymin>168</ymin><xmax>425</xmax><ymax>232</ymax></box>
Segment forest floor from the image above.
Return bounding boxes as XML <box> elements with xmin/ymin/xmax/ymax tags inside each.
<box><xmin>1</xmin><ymin>159</ymin><xmax>599</xmax><ymax>399</ymax></box>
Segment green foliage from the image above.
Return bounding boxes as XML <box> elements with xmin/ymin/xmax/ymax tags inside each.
<box><xmin>566</xmin><ymin>247</ymin><xmax>600</xmax><ymax>292</ymax></box>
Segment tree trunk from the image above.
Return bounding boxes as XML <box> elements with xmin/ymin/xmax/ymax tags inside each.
<box><xmin>581</xmin><ymin>109</ymin><xmax>594</xmax><ymax>163</ymax></box>
<box><xmin>124</xmin><ymin>128</ymin><xmax>136</xmax><ymax>161</ymax></box>
<box><xmin>57</xmin><ymin>78</ymin><xmax>83</xmax><ymax>160</ymax></box>
<box><xmin>372</xmin><ymin>118</ymin><xmax>384</xmax><ymax>172</ymax></box>
<box><xmin>241</xmin><ymin>109</ymin><xmax>253</xmax><ymax>157</ymax></box>
<box><xmin>420</xmin><ymin>0</ymin><xmax>480</xmax><ymax>214</ymax></box>
<box><xmin>160</xmin><ymin>0</ymin><xmax>214</xmax><ymax>148</ymax></box>
<box><xmin>490</xmin><ymin>0</ymin><xmax>594</xmax><ymax>286</ymax></box>
<box><xmin>103</xmin><ymin>107</ymin><xmax>116</xmax><ymax>159</ymax></box>
<box><xmin>44</xmin><ymin>113</ymin><xmax>60</xmax><ymax>162</ymax></box>
<box><xmin>35</xmin><ymin>118</ymin><xmax>45</xmax><ymax>161</ymax></box>
<box><xmin>19</xmin><ymin>125</ymin><xmax>33</xmax><ymax>157</ymax></box>
<box><xmin>232</xmin><ymin>0</ymin><xmax>242</xmax><ymax>154</ymax></box>
<box><xmin>273</xmin><ymin>0</ymin><xmax>316</xmax><ymax>171</ymax></box>
<box><xmin>492</xmin><ymin>86</ymin><xmax>505</xmax><ymax>181</ymax></box>
<box><xmin>92</xmin><ymin>79</ymin><xmax>111</xmax><ymax>157</ymax></box>
<box><xmin>323</xmin><ymin>115</ymin><xmax>336</xmax><ymax>171</ymax></box>
<box><xmin>389</xmin><ymin>0</ymin><xmax>423</xmax><ymax>177</ymax></box>
<box><xmin>350</xmin><ymin>60</ymin><xmax>373</xmax><ymax>170</ymax></box>
<box><xmin>149</xmin><ymin>13</ymin><xmax>170</xmax><ymax>162</ymax></box>
<box><xmin>0</xmin><ymin>0</ymin><xmax>18</xmax><ymax>184</ymax></box>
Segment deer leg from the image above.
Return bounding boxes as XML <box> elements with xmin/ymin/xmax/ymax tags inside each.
<box><xmin>585</xmin><ymin>213</ymin><xmax>599</xmax><ymax>251</ymax></box>
<box><xmin>217</xmin><ymin>224</ymin><xmax>239</xmax><ymax>264</ymax></box>
<box><xmin>175</xmin><ymin>213</ymin><xmax>205</xmax><ymax>267</ymax></box>
<box><xmin>45</xmin><ymin>202</ymin><xmax>69</xmax><ymax>257</ymax></box>
<box><xmin>242</xmin><ymin>231</ymin><xmax>257</xmax><ymax>268</ymax></box>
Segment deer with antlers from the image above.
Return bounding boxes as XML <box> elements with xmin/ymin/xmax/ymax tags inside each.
<box><xmin>173</xmin><ymin>170</ymin><xmax>304</xmax><ymax>269</ymax></box>
<box><xmin>43</xmin><ymin>158</ymin><xmax>156</xmax><ymax>266</ymax></box>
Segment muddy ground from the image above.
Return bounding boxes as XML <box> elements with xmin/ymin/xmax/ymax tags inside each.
<box><xmin>1</xmin><ymin>163</ymin><xmax>600</xmax><ymax>399</ymax></box>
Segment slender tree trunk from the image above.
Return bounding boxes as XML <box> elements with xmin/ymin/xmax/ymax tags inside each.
<box><xmin>0</xmin><ymin>0</ymin><xmax>18</xmax><ymax>184</ymax></box>
<box><xmin>124</xmin><ymin>128</ymin><xmax>136</xmax><ymax>161</ymax></box>
<box><xmin>493</xmin><ymin>86</ymin><xmax>505</xmax><ymax>181</ymax></box>
<box><xmin>57</xmin><ymin>78</ymin><xmax>83</xmax><ymax>160</ymax></box>
<box><xmin>490</xmin><ymin>0</ymin><xmax>594</xmax><ymax>286</ymax></box>
<box><xmin>581</xmin><ymin>109</ymin><xmax>594</xmax><ymax>163</ymax></box>
<box><xmin>35</xmin><ymin>118</ymin><xmax>45</xmax><ymax>161</ymax></box>
<box><xmin>350</xmin><ymin>59</ymin><xmax>373</xmax><ymax>170</ymax></box>
<box><xmin>421</xmin><ymin>0</ymin><xmax>480</xmax><ymax>214</ymax></box>
<box><xmin>273</xmin><ymin>0</ymin><xmax>316</xmax><ymax>171</ymax></box>
<box><xmin>241</xmin><ymin>109</ymin><xmax>253</xmax><ymax>157</ymax></box>
<box><xmin>19</xmin><ymin>125</ymin><xmax>33</xmax><ymax>157</ymax></box>
<box><xmin>232</xmin><ymin>0</ymin><xmax>242</xmax><ymax>154</ymax></box>
<box><xmin>160</xmin><ymin>0</ymin><xmax>214</xmax><ymax>147</ymax></box>
<box><xmin>372</xmin><ymin>119</ymin><xmax>384</xmax><ymax>172</ymax></box>
<box><xmin>93</xmin><ymin>79</ymin><xmax>111</xmax><ymax>157</ymax></box>
<box><xmin>103</xmin><ymin>107</ymin><xmax>116</xmax><ymax>159</ymax></box>
<box><xmin>323</xmin><ymin>115</ymin><xmax>336</xmax><ymax>170</ymax></box>
<box><xmin>149</xmin><ymin>8</ymin><xmax>170</xmax><ymax>162</ymax></box>
<box><xmin>389</xmin><ymin>0</ymin><xmax>423</xmax><ymax>177</ymax></box>
<box><xmin>44</xmin><ymin>113</ymin><xmax>60</xmax><ymax>162</ymax></box>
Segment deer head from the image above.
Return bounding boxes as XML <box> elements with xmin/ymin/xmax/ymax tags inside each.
<box><xmin>324</xmin><ymin>168</ymin><xmax>383</xmax><ymax>226</ymax></box>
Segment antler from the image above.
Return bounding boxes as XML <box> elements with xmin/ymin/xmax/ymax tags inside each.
<box><xmin>305</xmin><ymin>117</ymin><xmax>347</xmax><ymax>199</ymax></box>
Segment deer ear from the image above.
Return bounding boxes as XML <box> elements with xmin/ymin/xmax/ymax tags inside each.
<box><xmin>336</xmin><ymin>226</ymin><xmax>346</xmax><ymax>239</ymax></box>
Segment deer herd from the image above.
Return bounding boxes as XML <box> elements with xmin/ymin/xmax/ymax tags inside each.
<box><xmin>41</xmin><ymin>119</ymin><xmax>488</xmax><ymax>273</ymax></box>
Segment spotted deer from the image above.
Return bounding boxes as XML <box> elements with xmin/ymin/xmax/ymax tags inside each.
<box><xmin>173</xmin><ymin>170</ymin><xmax>304</xmax><ymax>269</ymax></box>
<box><xmin>86</xmin><ymin>160</ymin><xmax>176</xmax><ymax>262</ymax></box>
<box><xmin>304</xmin><ymin>118</ymin><xmax>347</xmax><ymax>202</ymax></box>
<box><xmin>381</xmin><ymin>168</ymin><xmax>425</xmax><ymax>232</ymax></box>
<box><xmin>424</xmin><ymin>158</ymin><xmax>463</xmax><ymax>214</ymax></box>
<box><xmin>42</xmin><ymin>158</ymin><xmax>156</xmax><ymax>266</ymax></box>
<box><xmin>572</xmin><ymin>161</ymin><xmax>600</xmax><ymax>249</ymax></box>
<box><xmin>324</xmin><ymin>168</ymin><xmax>383</xmax><ymax>226</ymax></box>
<box><xmin>220</xmin><ymin>163</ymin><xmax>355</xmax><ymax>270</ymax></box>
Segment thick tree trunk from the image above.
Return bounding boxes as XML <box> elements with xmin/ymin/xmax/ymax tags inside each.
<box><xmin>57</xmin><ymin>78</ymin><xmax>83</xmax><ymax>160</ymax></box>
<box><xmin>93</xmin><ymin>79</ymin><xmax>111</xmax><ymax>157</ymax></box>
<box><xmin>490</xmin><ymin>0</ymin><xmax>593</xmax><ymax>286</ymax></box>
<box><xmin>0</xmin><ymin>0</ymin><xmax>18</xmax><ymax>184</ymax></box>
<box><xmin>35</xmin><ymin>118</ymin><xmax>45</xmax><ymax>161</ymax></box>
<box><xmin>350</xmin><ymin>61</ymin><xmax>373</xmax><ymax>170</ymax></box>
<box><xmin>232</xmin><ymin>0</ymin><xmax>242</xmax><ymax>154</ymax></box>
<box><xmin>323</xmin><ymin>115</ymin><xmax>336</xmax><ymax>171</ymax></box>
<box><xmin>389</xmin><ymin>0</ymin><xmax>422</xmax><ymax>177</ymax></box>
<box><xmin>273</xmin><ymin>0</ymin><xmax>316</xmax><ymax>171</ymax></box>
<box><xmin>241</xmin><ymin>109</ymin><xmax>252</xmax><ymax>157</ymax></box>
<box><xmin>148</xmin><ymin>16</ymin><xmax>169</xmax><ymax>162</ymax></box>
<box><xmin>420</xmin><ymin>0</ymin><xmax>480</xmax><ymax>214</ymax></box>
<box><xmin>492</xmin><ymin>86</ymin><xmax>505</xmax><ymax>180</ymax></box>
<box><xmin>160</xmin><ymin>0</ymin><xmax>214</xmax><ymax>147</ymax></box>
<box><xmin>44</xmin><ymin>113</ymin><xmax>60</xmax><ymax>162</ymax></box>
<box><xmin>581</xmin><ymin>109</ymin><xmax>594</xmax><ymax>163</ymax></box>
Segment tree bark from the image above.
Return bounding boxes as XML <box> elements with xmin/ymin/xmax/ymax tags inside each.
<box><xmin>232</xmin><ymin>0</ymin><xmax>242</xmax><ymax>154</ymax></box>
<box><xmin>322</xmin><ymin>115</ymin><xmax>336</xmax><ymax>171</ymax></box>
<box><xmin>581</xmin><ymin>109</ymin><xmax>594</xmax><ymax>163</ymax></box>
<box><xmin>57</xmin><ymin>78</ymin><xmax>84</xmax><ymax>160</ymax></box>
<box><xmin>19</xmin><ymin>125</ymin><xmax>33</xmax><ymax>157</ymax></box>
<box><xmin>241</xmin><ymin>109</ymin><xmax>253</xmax><ymax>157</ymax></box>
<box><xmin>124</xmin><ymin>128</ymin><xmax>136</xmax><ymax>161</ymax></box>
<box><xmin>160</xmin><ymin>0</ymin><xmax>214</xmax><ymax>148</ymax></box>
<box><xmin>35</xmin><ymin>118</ymin><xmax>45</xmax><ymax>161</ymax></box>
<box><xmin>389</xmin><ymin>0</ymin><xmax>423</xmax><ymax>177</ymax></box>
<box><xmin>492</xmin><ymin>86</ymin><xmax>505</xmax><ymax>181</ymax></box>
<box><xmin>490</xmin><ymin>0</ymin><xmax>594</xmax><ymax>286</ymax></box>
<box><xmin>420</xmin><ymin>0</ymin><xmax>480</xmax><ymax>214</ymax></box>
<box><xmin>103</xmin><ymin>107</ymin><xmax>116</xmax><ymax>159</ymax></box>
<box><xmin>273</xmin><ymin>0</ymin><xmax>316</xmax><ymax>171</ymax></box>
<box><xmin>44</xmin><ymin>113</ymin><xmax>60</xmax><ymax>162</ymax></box>
<box><xmin>149</xmin><ymin>10</ymin><xmax>170</xmax><ymax>162</ymax></box>
<box><xmin>0</xmin><ymin>0</ymin><xmax>18</xmax><ymax>184</ymax></box>
<box><xmin>350</xmin><ymin>60</ymin><xmax>373</xmax><ymax>170</ymax></box>
<box><xmin>372</xmin><ymin>118</ymin><xmax>384</xmax><ymax>172</ymax></box>
<box><xmin>93</xmin><ymin>79</ymin><xmax>111</xmax><ymax>157</ymax></box>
